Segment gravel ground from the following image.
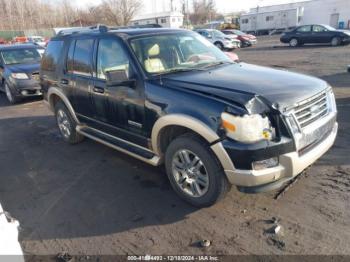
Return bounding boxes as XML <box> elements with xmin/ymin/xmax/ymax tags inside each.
<box><xmin>0</xmin><ymin>36</ymin><xmax>350</xmax><ymax>257</ymax></box>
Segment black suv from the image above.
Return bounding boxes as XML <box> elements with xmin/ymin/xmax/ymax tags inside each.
<box><xmin>40</xmin><ymin>26</ymin><xmax>338</xmax><ymax>207</ymax></box>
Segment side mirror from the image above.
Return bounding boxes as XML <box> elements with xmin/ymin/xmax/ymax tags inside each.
<box><xmin>105</xmin><ymin>69</ymin><xmax>136</xmax><ymax>88</ymax></box>
<box><xmin>207</xmin><ymin>35</ymin><xmax>213</xmax><ymax>39</ymax></box>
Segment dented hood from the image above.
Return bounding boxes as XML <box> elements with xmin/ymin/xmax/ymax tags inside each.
<box><xmin>162</xmin><ymin>63</ymin><xmax>328</xmax><ymax>113</ymax></box>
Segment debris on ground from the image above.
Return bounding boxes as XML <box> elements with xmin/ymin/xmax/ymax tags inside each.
<box><xmin>56</xmin><ymin>252</ymin><xmax>73</xmax><ymax>262</ymax></box>
<box><xmin>241</xmin><ymin>209</ymin><xmax>247</xmax><ymax>214</ymax></box>
<box><xmin>266</xmin><ymin>224</ymin><xmax>283</xmax><ymax>235</ymax></box>
<box><xmin>267</xmin><ymin>236</ymin><xmax>286</xmax><ymax>251</ymax></box>
<box><xmin>199</xmin><ymin>239</ymin><xmax>211</xmax><ymax>248</ymax></box>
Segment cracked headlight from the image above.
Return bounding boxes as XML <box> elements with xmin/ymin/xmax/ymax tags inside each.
<box><xmin>221</xmin><ymin>112</ymin><xmax>274</xmax><ymax>143</ymax></box>
<box><xmin>11</xmin><ymin>73</ymin><xmax>29</xmax><ymax>79</ymax></box>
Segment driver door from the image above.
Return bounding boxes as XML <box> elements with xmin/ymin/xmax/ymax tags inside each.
<box><xmin>311</xmin><ymin>25</ymin><xmax>332</xmax><ymax>43</ymax></box>
<box><xmin>92</xmin><ymin>37</ymin><xmax>147</xmax><ymax>146</ymax></box>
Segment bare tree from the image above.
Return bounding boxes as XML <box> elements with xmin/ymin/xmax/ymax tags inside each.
<box><xmin>102</xmin><ymin>0</ymin><xmax>142</xmax><ymax>26</ymax></box>
<box><xmin>0</xmin><ymin>0</ymin><xmax>142</xmax><ymax>32</ymax></box>
<box><xmin>190</xmin><ymin>0</ymin><xmax>217</xmax><ymax>25</ymax></box>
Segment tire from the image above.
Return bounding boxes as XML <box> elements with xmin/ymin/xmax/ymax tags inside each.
<box><xmin>165</xmin><ymin>133</ymin><xmax>230</xmax><ymax>207</ymax></box>
<box><xmin>331</xmin><ymin>37</ymin><xmax>341</xmax><ymax>46</ymax></box>
<box><xmin>289</xmin><ymin>38</ymin><xmax>299</xmax><ymax>47</ymax></box>
<box><xmin>54</xmin><ymin>101</ymin><xmax>84</xmax><ymax>144</ymax></box>
<box><xmin>214</xmin><ymin>42</ymin><xmax>224</xmax><ymax>50</ymax></box>
<box><xmin>4</xmin><ymin>82</ymin><xmax>19</xmax><ymax>104</ymax></box>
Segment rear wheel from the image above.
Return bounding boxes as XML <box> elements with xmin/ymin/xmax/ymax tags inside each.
<box><xmin>4</xmin><ymin>82</ymin><xmax>19</xmax><ymax>104</ymax></box>
<box><xmin>289</xmin><ymin>38</ymin><xmax>299</xmax><ymax>47</ymax></box>
<box><xmin>331</xmin><ymin>36</ymin><xmax>341</xmax><ymax>46</ymax></box>
<box><xmin>165</xmin><ymin>134</ymin><xmax>230</xmax><ymax>207</ymax></box>
<box><xmin>54</xmin><ymin>101</ymin><xmax>84</xmax><ymax>144</ymax></box>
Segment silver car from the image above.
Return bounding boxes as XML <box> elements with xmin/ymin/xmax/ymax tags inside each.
<box><xmin>195</xmin><ymin>29</ymin><xmax>241</xmax><ymax>50</ymax></box>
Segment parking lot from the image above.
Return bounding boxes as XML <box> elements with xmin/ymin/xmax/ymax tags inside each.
<box><xmin>0</xmin><ymin>35</ymin><xmax>350</xmax><ymax>256</ymax></box>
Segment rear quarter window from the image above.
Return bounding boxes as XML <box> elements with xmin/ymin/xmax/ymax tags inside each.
<box><xmin>41</xmin><ymin>40</ymin><xmax>64</xmax><ymax>72</ymax></box>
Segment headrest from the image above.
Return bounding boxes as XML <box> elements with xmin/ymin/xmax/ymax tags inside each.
<box><xmin>148</xmin><ymin>44</ymin><xmax>160</xmax><ymax>57</ymax></box>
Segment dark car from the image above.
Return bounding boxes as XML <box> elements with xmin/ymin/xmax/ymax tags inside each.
<box><xmin>280</xmin><ymin>24</ymin><xmax>350</xmax><ymax>47</ymax></box>
<box><xmin>41</xmin><ymin>26</ymin><xmax>337</xmax><ymax>207</ymax></box>
<box><xmin>0</xmin><ymin>44</ymin><xmax>42</xmax><ymax>104</ymax></box>
<box><xmin>222</xmin><ymin>29</ymin><xmax>257</xmax><ymax>47</ymax></box>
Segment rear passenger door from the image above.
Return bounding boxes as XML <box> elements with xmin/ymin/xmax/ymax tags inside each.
<box><xmin>65</xmin><ymin>38</ymin><xmax>95</xmax><ymax>120</ymax></box>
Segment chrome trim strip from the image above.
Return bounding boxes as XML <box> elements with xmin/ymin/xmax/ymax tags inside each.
<box><xmin>76</xmin><ymin>126</ymin><xmax>161</xmax><ymax>166</ymax></box>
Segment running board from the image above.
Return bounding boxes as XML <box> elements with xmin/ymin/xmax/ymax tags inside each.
<box><xmin>76</xmin><ymin>126</ymin><xmax>161</xmax><ymax>166</ymax></box>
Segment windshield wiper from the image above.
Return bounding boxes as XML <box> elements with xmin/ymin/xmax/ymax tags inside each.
<box><xmin>153</xmin><ymin>68</ymin><xmax>205</xmax><ymax>76</ymax></box>
<box><xmin>201</xmin><ymin>61</ymin><xmax>233</xmax><ymax>69</ymax></box>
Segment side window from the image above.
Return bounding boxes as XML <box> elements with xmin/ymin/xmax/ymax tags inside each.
<box><xmin>313</xmin><ymin>25</ymin><xmax>326</xmax><ymax>32</ymax></box>
<box><xmin>41</xmin><ymin>40</ymin><xmax>64</xmax><ymax>72</ymax></box>
<box><xmin>71</xmin><ymin>39</ymin><xmax>94</xmax><ymax>76</ymax></box>
<box><xmin>97</xmin><ymin>38</ymin><xmax>130</xmax><ymax>80</ymax></box>
<box><xmin>297</xmin><ymin>25</ymin><xmax>312</xmax><ymax>32</ymax></box>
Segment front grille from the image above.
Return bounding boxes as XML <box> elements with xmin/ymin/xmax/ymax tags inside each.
<box><xmin>293</xmin><ymin>91</ymin><xmax>329</xmax><ymax>129</ymax></box>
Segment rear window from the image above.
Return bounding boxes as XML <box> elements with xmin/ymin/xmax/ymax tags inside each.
<box><xmin>41</xmin><ymin>41</ymin><xmax>64</xmax><ymax>71</ymax></box>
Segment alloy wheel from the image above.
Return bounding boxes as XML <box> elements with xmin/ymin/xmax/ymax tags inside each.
<box><xmin>290</xmin><ymin>38</ymin><xmax>298</xmax><ymax>47</ymax></box>
<box><xmin>171</xmin><ymin>149</ymin><xmax>209</xmax><ymax>198</ymax></box>
<box><xmin>5</xmin><ymin>84</ymin><xmax>13</xmax><ymax>103</ymax></box>
<box><xmin>331</xmin><ymin>37</ymin><xmax>340</xmax><ymax>46</ymax></box>
<box><xmin>57</xmin><ymin>109</ymin><xmax>72</xmax><ymax>139</ymax></box>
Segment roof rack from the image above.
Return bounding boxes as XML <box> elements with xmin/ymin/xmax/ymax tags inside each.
<box><xmin>56</xmin><ymin>24</ymin><xmax>162</xmax><ymax>36</ymax></box>
<box><xmin>56</xmin><ymin>24</ymin><xmax>109</xmax><ymax>36</ymax></box>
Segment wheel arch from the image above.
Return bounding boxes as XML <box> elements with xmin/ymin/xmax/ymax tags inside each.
<box><xmin>47</xmin><ymin>87</ymin><xmax>80</xmax><ymax>124</ymax></box>
<box><xmin>151</xmin><ymin>114</ymin><xmax>236</xmax><ymax>177</ymax></box>
<box><xmin>151</xmin><ymin>114</ymin><xmax>220</xmax><ymax>157</ymax></box>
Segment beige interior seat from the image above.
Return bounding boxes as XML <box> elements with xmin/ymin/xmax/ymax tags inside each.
<box><xmin>144</xmin><ymin>44</ymin><xmax>165</xmax><ymax>73</ymax></box>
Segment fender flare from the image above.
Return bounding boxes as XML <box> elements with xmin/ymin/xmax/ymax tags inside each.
<box><xmin>151</xmin><ymin>114</ymin><xmax>235</xmax><ymax>172</ymax></box>
<box><xmin>151</xmin><ymin>114</ymin><xmax>220</xmax><ymax>156</ymax></box>
<box><xmin>47</xmin><ymin>87</ymin><xmax>80</xmax><ymax>124</ymax></box>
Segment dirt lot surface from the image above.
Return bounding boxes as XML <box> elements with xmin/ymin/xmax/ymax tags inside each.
<box><xmin>0</xmin><ymin>36</ymin><xmax>350</xmax><ymax>257</ymax></box>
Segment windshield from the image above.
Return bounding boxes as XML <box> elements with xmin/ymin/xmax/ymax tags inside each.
<box><xmin>1</xmin><ymin>48</ymin><xmax>41</xmax><ymax>65</ymax></box>
<box><xmin>130</xmin><ymin>32</ymin><xmax>232</xmax><ymax>75</ymax></box>
<box><xmin>323</xmin><ymin>25</ymin><xmax>336</xmax><ymax>31</ymax></box>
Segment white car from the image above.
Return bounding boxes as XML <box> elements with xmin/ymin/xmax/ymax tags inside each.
<box><xmin>27</xmin><ymin>36</ymin><xmax>46</xmax><ymax>47</ymax></box>
<box><xmin>195</xmin><ymin>29</ymin><xmax>241</xmax><ymax>50</ymax></box>
<box><xmin>0</xmin><ymin>204</ymin><xmax>24</xmax><ymax>260</ymax></box>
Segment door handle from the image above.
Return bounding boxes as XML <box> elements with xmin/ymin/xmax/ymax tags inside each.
<box><xmin>60</xmin><ymin>79</ymin><xmax>69</xmax><ymax>85</ymax></box>
<box><xmin>93</xmin><ymin>86</ymin><xmax>105</xmax><ymax>94</ymax></box>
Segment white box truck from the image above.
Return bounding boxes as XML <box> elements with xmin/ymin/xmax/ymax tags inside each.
<box><xmin>240</xmin><ymin>7</ymin><xmax>304</xmax><ymax>35</ymax></box>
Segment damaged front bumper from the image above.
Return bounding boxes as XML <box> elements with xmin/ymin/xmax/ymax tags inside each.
<box><xmin>212</xmin><ymin>110</ymin><xmax>338</xmax><ymax>193</ymax></box>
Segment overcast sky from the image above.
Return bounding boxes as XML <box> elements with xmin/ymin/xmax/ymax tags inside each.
<box><xmin>72</xmin><ymin>0</ymin><xmax>308</xmax><ymax>13</ymax></box>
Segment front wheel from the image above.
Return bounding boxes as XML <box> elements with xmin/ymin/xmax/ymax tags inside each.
<box><xmin>4</xmin><ymin>82</ymin><xmax>19</xmax><ymax>104</ymax></box>
<box><xmin>54</xmin><ymin>101</ymin><xmax>84</xmax><ymax>144</ymax></box>
<box><xmin>331</xmin><ymin>37</ymin><xmax>341</xmax><ymax>46</ymax></box>
<box><xmin>165</xmin><ymin>134</ymin><xmax>230</xmax><ymax>207</ymax></box>
<box><xmin>289</xmin><ymin>38</ymin><xmax>299</xmax><ymax>47</ymax></box>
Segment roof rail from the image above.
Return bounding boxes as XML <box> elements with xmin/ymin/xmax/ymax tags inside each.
<box><xmin>56</xmin><ymin>24</ymin><xmax>109</xmax><ymax>36</ymax></box>
<box><xmin>56</xmin><ymin>24</ymin><xmax>163</xmax><ymax>36</ymax></box>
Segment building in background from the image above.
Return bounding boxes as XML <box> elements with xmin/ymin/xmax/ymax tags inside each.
<box><xmin>131</xmin><ymin>11</ymin><xmax>184</xmax><ymax>28</ymax></box>
<box><xmin>240</xmin><ymin>0</ymin><xmax>350</xmax><ymax>34</ymax></box>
